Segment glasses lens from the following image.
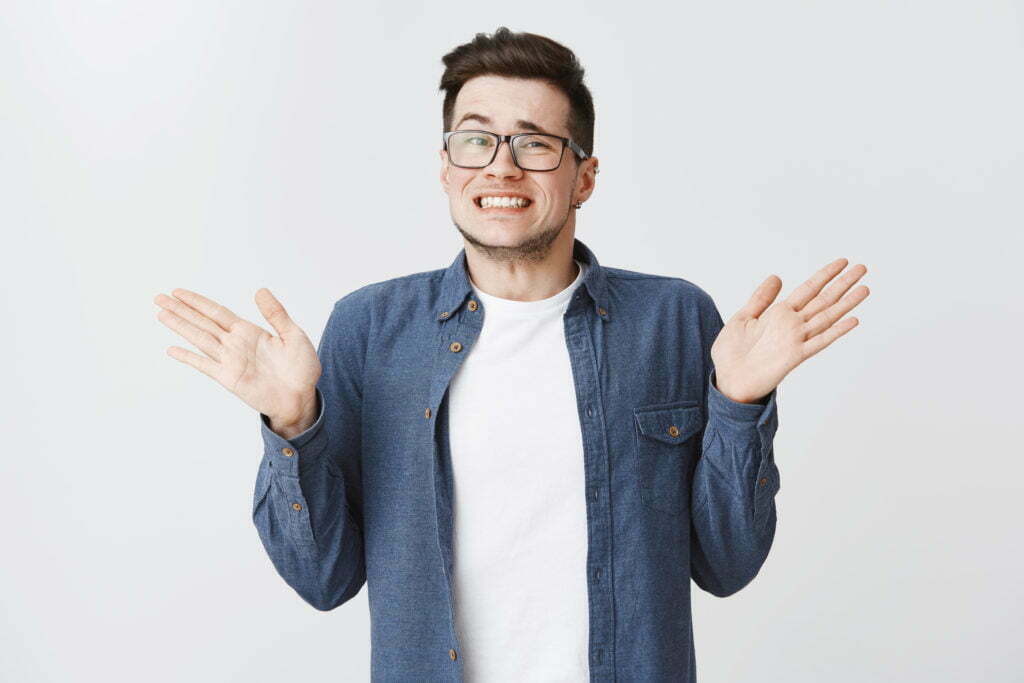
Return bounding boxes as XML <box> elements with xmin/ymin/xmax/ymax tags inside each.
<box><xmin>512</xmin><ymin>134</ymin><xmax>564</xmax><ymax>171</ymax></box>
<box><xmin>448</xmin><ymin>131</ymin><xmax>497</xmax><ymax>168</ymax></box>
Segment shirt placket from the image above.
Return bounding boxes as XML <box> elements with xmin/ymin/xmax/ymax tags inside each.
<box><xmin>563</xmin><ymin>294</ymin><xmax>617</xmax><ymax>681</ymax></box>
<box><xmin>425</xmin><ymin>299</ymin><xmax>483</xmax><ymax>679</ymax></box>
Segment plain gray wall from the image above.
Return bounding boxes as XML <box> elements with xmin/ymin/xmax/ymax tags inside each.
<box><xmin>1</xmin><ymin>1</ymin><xmax>1021</xmax><ymax>681</ymax></box>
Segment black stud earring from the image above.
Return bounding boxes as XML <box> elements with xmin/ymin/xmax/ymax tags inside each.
<box><xmin>573</xmin><ymin>201</ymin><xmax>583</xmax><ymax>209</ymax></box>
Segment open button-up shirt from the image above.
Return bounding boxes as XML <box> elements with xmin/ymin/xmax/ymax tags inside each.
<box><xmin>252</xmin><ymin>237</ymin><xmax>782</xmax><ymax>682</ymax></box>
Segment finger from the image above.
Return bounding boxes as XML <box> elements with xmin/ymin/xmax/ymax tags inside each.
<box><xmin>801</xmin><ymin>315</ymin><xmax>859</xmax><ymax>360</ymax></box>
<box><xmin>156</xmin><ymin>308</ymin><xmax>223</xmax><ymax>362</ymax></box>
<box><xmin>165</xmin><ymin>345</ymin><xmax>224</xmax><ymax>383</ymax></box>
<box><xmin>169</xmin><ymin>288</ymin><xmax>240</xmax><ymax>332</ymax></box>
<box><xmin>803</xmin><ymin>286</ymin><xmax>870</xmax><ymax>339</ymax></box>
<box><xmin>153</xmin><ymin>292</ymin><xmax>226</xmax><ymax>341</ymax></box>
<box><xmin>784</xmin><ymin>258</ymin><xmax>848</xmax><ymax>311</ymax></box>
<box><xmin>733</xmin><ymin>275</ymin><xmax>782</xmax><ymax>321</ymax></box>
<box><xmin>799</xmin><ymin>264</ymin><xmax>868</xmax><ymax>320</ymax></box>
<box><xmin>255</xmin><ymin>288</ymin><xmax>298</xmax><ymax>340</ymax></box>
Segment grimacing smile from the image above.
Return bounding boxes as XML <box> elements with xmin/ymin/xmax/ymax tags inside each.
<box><xmin>473</xmin><ymin>193</ymin><xmax>533</xmax><ymax>209</ymax></box>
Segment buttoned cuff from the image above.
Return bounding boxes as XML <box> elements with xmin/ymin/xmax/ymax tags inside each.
<box><xmin>707</xmin><ymin>367</ymin><xmax>778</xmax><ymax>435</ymax></box>
<box><xmin>258</xmin><ymin>386</ymin><xmax>327</xmax><ymax>477</ymax></box>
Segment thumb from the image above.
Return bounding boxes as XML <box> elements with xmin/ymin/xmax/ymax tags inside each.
<box><xmin>255</xmin><ymin>288</ymin><xmax>298</xmax><ymax>339</ymax></box>
<box><xmin>734</xmin><ymin>275</ymin><xmax>782</xmax><ymax>321</ymax></box>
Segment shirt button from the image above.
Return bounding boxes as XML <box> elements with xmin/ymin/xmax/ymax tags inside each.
<box><xmin>449</xmin><ymin>648</ymin><xmax>458</xmax><ymax>661</ymax></box>
<box><xmin>291</xmin><ymin>503</ymin><xmax>302</xmax><ymax>511</ymax></box>
<box><xmin>760</xmin><ymin>477</ymin><xmax>768</xmax><ymax>487</ymax></box>
<box><xmin>595</xmin><ymin>568</ymin><xmax>602</xmax><ymax>580</ymax></box>
<box><xmin>282</xmin><ymin>447</ymin><xmax>294</xmax><ymax>457</ymax></box>
<box><xmin>586</xmin><ymin>406</ymin><xmax>593</xmax><ymax>417</ymax></box>
<box><xmin>468</xmin><ymin>300</ymin><xmax>478</xmax><ymax>311</ymax></box>
<box><xmin>425</xmin><ymin>407</ymin><xmax>432</xmax><ymax>419</ymax></box>
<box><xmin>440</xmin><ymin>311</ymin><xmax>450</xmax><ymax>319</ymax></box>
<box><xmin>597</xmin><ymin>307</ymin><xmax>607</xmax><ymax>316</ymax></box>
<box><xmin>667</xmin><ymin>425</ymin><xmax>680</xmax><ymax>438</ymax></box>
<box><xmin>449</xmin><ymin>341</ymin><xmax>462</xmax><ymax>352</ymax></box>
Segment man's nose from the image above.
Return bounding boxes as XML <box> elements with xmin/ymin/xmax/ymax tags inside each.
<box><xmin>485</xmin><ymin>139</ymin><xmax>523</xmax><ymax>179</ymax></box>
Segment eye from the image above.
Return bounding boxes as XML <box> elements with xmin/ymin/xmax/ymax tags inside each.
<box><xmin>466</xmin><ymin>136</ymin><xmax>491</xmax><ymax>146</ymax></box>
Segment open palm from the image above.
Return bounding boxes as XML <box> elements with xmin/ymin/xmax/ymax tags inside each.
<box><xmin>154</xmin><ymin>287</ymin><xmax>321</xmax><ymax>425</ymax></box>
<box><xmin>711</xmin><ymin>258</ymin><xmax>870</xmax><ymax>404</ymax></box>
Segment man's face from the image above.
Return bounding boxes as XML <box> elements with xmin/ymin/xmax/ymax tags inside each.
<box><xmin>439</xmin><ymin>75</ymin><xmax>596</xmax><ymax>260</ymax></box>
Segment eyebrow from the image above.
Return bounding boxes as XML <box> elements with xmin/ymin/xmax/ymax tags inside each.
<box><xmin>454</xmin><ymin>113</ymin><xmax>556</xmax><ymax>136</ymax></box>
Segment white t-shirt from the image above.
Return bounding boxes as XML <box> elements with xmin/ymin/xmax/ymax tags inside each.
<box><xmin>448</xmin><ymin>258</ymin><xmax>590</xmax><ymax>682</ymax></box>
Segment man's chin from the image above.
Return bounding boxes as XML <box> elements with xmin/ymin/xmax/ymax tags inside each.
<box><xmin>459</xmin><ymin>219</ymin><xmax>532</xmax><ymax>241</ymax></box>
<box><xmin>453</xmin><ymin>217</ymin><xmax>566</xmax><ymax>260</ymax></box>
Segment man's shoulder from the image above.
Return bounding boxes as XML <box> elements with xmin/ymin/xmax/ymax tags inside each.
<box><xmin>603</xmin><ymin>264</ymin><xmax>716</xmax><ymax>310</ymax></box>
<box><xmin>330</xmin><ymin>267</ymin><xmax>447</xmax><ymax>315</ymax></box>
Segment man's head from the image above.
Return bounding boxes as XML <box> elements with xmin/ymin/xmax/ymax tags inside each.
<box><xmin>438</xmin><ymin>28</ymin><xmax>599</xmax><ymax>263</ymax></box>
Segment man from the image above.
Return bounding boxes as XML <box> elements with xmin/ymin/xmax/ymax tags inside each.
<box><xmin>155</xmin><ymin>27</ymin><xmax>869</xmax><ymax>682</ymax></box>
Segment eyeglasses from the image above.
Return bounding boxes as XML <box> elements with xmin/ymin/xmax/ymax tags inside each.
<box><xmin>442</xmin><ymin>129</ymin><xmax>589</xmax><ymax>172</ymax></box>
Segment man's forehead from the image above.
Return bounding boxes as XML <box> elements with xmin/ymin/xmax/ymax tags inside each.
<box><xmin>453</xmin><ymin>112</ymin><xmax>561</xmax><ymax>136</ymax></box>
<box><xmin>452</xmin><ymin>76</ymin><xmax>569</xmax><ymax>135</ymax></box>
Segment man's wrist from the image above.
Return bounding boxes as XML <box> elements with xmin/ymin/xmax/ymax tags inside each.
<box><xmin>714</xmin><ymin>372</ymin><xmax>765</xmax><ymax>405</ymax></box>
<box><xmin>269</xmin><ymin>391</ymin><xmax>319</xmax><ymax>439</ymax></box>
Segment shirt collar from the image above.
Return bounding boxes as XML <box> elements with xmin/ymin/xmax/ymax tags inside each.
<box><xmin>437</xmin><ymin>237</ymin><xmax>611</xmax><ymax>322</ymax></box>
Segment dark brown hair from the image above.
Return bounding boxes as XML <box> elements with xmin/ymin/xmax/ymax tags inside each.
<box><xmin>439</xmin><ymin>27</ymin><xmax>595</xmax><ymax>162</ymax></box>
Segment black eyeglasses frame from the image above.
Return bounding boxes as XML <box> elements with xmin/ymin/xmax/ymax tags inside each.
<box><xmin>442</xmin><ymin>129</ymin><xmax>590</xmax><ymax>172</ymax></box>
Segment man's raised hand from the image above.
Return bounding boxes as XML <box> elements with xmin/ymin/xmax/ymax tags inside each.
<box><xmin>154</xmin><ymin>287</ymin><xmax>321</xmax><ymax>429</ymax></box>
<box><xmin>710</xmin><ymin>258</ymin><xmax>870</xmax><ymax>404</ymax></box>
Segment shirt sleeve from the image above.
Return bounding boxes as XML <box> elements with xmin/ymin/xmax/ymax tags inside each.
<box><xmin>689</xmin><ymin>297</ymin><xmax>782</xmax><ymax>598</ymax></box>
<box><xmin>251</xmin><ymin>290</ymin><xmax>372</xmax><ymax>611</ymax></box>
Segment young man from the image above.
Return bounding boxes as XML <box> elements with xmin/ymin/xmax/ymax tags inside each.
<box><xmin>156</xmin><ymin>27</ymin><xmax>869</xmax><ymax>682</ymax></box>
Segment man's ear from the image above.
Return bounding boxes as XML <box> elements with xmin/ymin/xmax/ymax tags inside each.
<box><xmin>575</xmin><ymin>156</ymin><xmax>599</xmax><ymax>204</ymax></box>
<box><xmin>439</xmin><ymin>149</ymin><xmax>450</xmax><ymax>194</ymax></box>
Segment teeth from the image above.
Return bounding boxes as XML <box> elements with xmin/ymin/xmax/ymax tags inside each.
<box><xmin>479</xmin><ymin>196</ymin><xmax>530</xmax><ymax>208</ymax></box>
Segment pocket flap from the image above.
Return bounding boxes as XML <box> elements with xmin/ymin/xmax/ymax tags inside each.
<box><xmin>634</xmin><ymin>403</ymin><xmax>703</xmax><ymax>445</ymax></box>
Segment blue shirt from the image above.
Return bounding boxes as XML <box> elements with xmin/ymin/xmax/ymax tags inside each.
<box><xmin>252</xmin><ymin>237</ymin><xmax>781</xmax><ymax>681</ymax></box>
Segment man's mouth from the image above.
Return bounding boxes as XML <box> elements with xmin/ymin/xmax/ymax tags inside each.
<box><xmin>473</xmin><ymin>194</ymin><xmax>533</xmax><ymax>211</ymax></box>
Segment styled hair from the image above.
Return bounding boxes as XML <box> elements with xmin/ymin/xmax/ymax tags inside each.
<box><xmin>439</xmin><ymin>27</ymin><xmax>595</xmax><ymax>161</ymax></box>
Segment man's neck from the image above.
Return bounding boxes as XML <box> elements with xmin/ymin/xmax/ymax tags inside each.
<box><xmin>464</xmin><ymin>229</ymin><xmax>578</xmax><ymax>301</ymax></box>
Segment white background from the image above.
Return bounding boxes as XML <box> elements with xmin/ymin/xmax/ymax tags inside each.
<box><xmin>1</xmin><ymin>1</ymin><xmax>1021</xmax><ymax>681</ymax></box>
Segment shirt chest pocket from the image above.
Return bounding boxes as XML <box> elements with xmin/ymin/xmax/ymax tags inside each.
<box><xmin>633</xmin><ymin>402</ymin><xmax>704</xmax><ymax>514</ymax></box>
